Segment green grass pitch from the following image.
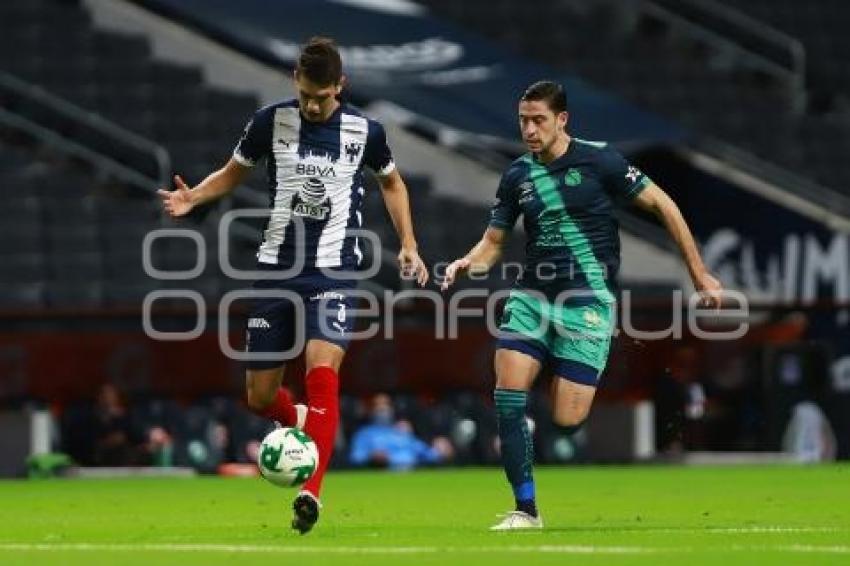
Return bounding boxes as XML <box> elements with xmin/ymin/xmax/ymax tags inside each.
<box><xmin>1</xmin><ymin>465</ymin><xmax>849</xmax><ymax>565</ymax></box>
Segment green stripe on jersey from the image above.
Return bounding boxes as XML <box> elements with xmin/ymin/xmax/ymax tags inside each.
<box><xmin>523</xmin><ymin>154</ymin><xmax>615</xmax><ymax>304</ymax></box>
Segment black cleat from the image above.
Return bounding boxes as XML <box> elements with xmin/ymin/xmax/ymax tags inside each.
<box><xmin>291</xmin><ymin>492</ymin><xmax>320</xmax><ymax>534</ymax></box>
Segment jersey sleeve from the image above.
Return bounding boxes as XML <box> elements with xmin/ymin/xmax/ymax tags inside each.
<box><xmin>232</xmin><ymin>106</ymin><xmax>273</xmax><ymax>167</ymax></box>
<box><xmin>363</xmin><ymin>120</ymin><xmax>396</xmax><ymax>177</ymax></box>
<box><xmin>488</xmin><ymin>170</ymin><xmax>521</xmax><ymax>230</ymax></box>
<box><xmin>602</xmin><ymin>148</ymin><xmax>652</xmax><ymax>202</ymax></box>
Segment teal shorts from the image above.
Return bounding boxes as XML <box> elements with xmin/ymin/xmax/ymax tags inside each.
<box><xmin>497</xmin><ymin>289</ymin><xmax>615</xmax><ymax>385</ymax></box>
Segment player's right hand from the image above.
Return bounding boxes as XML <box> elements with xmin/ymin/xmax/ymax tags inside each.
<box><xmin>695</xmin><ymin>271</ymin><xmax>723</xmax><ymax>309</ymax></box>
<box><xmin>157</xmin><ymin>174</ymin><xmax>195</xmax><ymax>217</ymax></box>
<box><xmin>439</xmin><ymin>257</ymin><xmax>471</xmax><ymax>291</ymax></box>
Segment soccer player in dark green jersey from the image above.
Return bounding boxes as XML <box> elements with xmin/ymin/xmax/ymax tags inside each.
<box><xmin>440</xmin><ymin>81</ymin><xmax>722</xmax><ymax>530</ymax></box>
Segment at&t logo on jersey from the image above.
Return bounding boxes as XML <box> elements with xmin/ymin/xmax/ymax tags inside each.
<box><xmin>293</xmin><ymin>178</ymin><xmax>332</xmax><ymax>220</ymax></box>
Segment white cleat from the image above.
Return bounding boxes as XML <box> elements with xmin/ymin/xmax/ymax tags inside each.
<box><xmin>295</xmin><ymin>404</ymin><xmax>308</xmax><ymax>429</ymax></box>
<box><xmin>490</xmin><ymin>511</ymin><xmax>543</xmax><ymax>531</ymax></box>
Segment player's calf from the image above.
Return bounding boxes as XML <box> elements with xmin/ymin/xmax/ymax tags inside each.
<box><xmin>301</xmin><ymin>365</ymin><xmax>340</xmax><ymax>498</ymax></box>
<box><xmin>246</xmin><ymin>368</ymin><xmax>298</xmax><ymax>427</ymax></box>
<box><xmin>245</xmin><ymin>386</ymin><xmax>275</xmax><ymax>413</ymax></box>
<box><xmin>550</xmin><ymin>374</ymin><xmax>596</xmax><ymax>429</ymax></box>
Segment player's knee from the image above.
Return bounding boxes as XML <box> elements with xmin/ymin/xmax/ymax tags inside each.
<box><xmin>552</xmin><ymin>409</ymin><xmax>588</xmax><ymax>429</ymax></box>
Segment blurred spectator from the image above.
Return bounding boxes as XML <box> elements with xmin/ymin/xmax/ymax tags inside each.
<box><xmin>782</xmin><ymin>401</ymin><xmax>837</xmax><ymax>462</ymax></box>
<box><xmin>146</xmin><ymin>425</ymin><xmax>174</xmax><ymax>467</ymax></box>
<box><xmin>91</xmin><ymin>383</ymin><xmax>139</xmax><ymax>465</ymax></box>
<box><xmin>92</xmin><ymin>383</ymin><xmax>172</xmax><ymax>466</ymax></box>
<box><xmin>349</xmin><ymin>394</ymin><xmax>454</xmax><ymax>470</ymax></box>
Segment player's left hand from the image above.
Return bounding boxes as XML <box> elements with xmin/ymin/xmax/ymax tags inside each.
<box><xmin>398</xmin><ymin>247</ymin><xmax>429</xmax><ymax>287</ymax></box>
<box><xmin>695</xmin><ymin>271</ymin><xmax>723</xmax><ymax>309</ymax></box>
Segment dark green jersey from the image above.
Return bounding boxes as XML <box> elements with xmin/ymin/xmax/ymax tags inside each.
<box><xmin>489</xmin><ymin>138</ymin><xmax>651</xmax><ymax>303</ymax></box>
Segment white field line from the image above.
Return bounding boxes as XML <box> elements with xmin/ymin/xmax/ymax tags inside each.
<box><xmin>705</xmin><ymin>527</ymin><xmax>840</xmax><ymax>534</ymax></box>
<box><xmin>0</xmin><ymin>542</ymin><xmax>849</xmax><ymax>555</ymax></box>
<box><xmin>621</xmin><ymin>526</ymin><xmax>840</xmax><ymax>534</ymax></box>
<box><xmin>0</xmin><ymin>543</ymin><xmax>649</xmax><ymax>555</ymax></box>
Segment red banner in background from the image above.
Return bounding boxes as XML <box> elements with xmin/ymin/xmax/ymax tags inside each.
<box><xmin>0</xmin><ymin>327</ymin><xmax>507</xmax><ymax>404</ymax></box>
<box><xmin>0</xmin><ymin>331</ymin><xmax>671</xmax><ymax>406</ymax></box>
<box><xmin>0</xmin><ymin>331</ymin><xmax>243</xmax><ymax>402</ymax></box>
<box><xmin>0</xmin><ymin>310</ymin><xmax>806</xmax><ymax>405</ymax></box>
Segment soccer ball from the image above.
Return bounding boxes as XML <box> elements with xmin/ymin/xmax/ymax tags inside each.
<box><xmin>257</xmin><ymin>427</ymin><xmax>319</xmax><ymax>488</ymax></box>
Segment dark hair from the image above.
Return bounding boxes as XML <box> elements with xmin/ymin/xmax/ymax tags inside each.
<box><xmin>521</xmin><ymin>80</ymin><xmax>567</xmax><ymax>114</ymax></box>
<box><xmin>297</xmin><ymin>36</ymin><xmax>343</xmax><ymax>86</ymax></box>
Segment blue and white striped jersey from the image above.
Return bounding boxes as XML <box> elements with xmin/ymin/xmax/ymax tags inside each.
<box><xmin>233</xmin><ymin>99</ymin><xmax>395</xmax><ymax>270</ymax></box>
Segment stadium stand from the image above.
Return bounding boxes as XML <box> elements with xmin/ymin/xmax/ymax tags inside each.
<box><xmin>714</xmin><ymin>0</ymin><xmax>850</xmax><ymax>98</ymax></box>
<box><xmin>417</xmin><ymin>0</ymin><xmax>850</xmax><ymax>196</ymax></box>
<box><xmin>0</xmin><ymin>0</ymin><xmax>257</xmax><ymax>184</ymax></box>
<box><xmin>0</xmin><ymin>0</ymin><xmax>523</xmax><ymax>309</ymax></box>
<box><xmin>0</xmin><ymin>129</ymin><xmax>162</xmax><ymax>308</ymax></box>
<box><xmin>58</xmin><ymin>388</ymin><xmax>583</xmax><ymax>470</ymax></box>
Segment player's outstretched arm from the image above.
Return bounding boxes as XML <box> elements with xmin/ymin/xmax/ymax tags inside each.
<box><xmin>440</xmin><ymin>227</ymin><xmax>507</xmax><ymax>291</ymax></box>
<box><xmin>632</xmin><ymin>183</ymin><xmax>723</xmax><ymax>308</ymax></box>
<box><xmin>157</xmin><ymin>158</ymin><xmax>250</xmax><ymax>218</ymax></box>
<box><xmin>377</xmin><ymin>169</ymin><xmax>429</xmax><ymax>287</ymax></box>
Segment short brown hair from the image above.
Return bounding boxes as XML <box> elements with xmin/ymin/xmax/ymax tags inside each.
<box><xmin>297</xmin><ymin>36</ymin><xmax>343</xmax><ymax>86</ymax></box>
<box><xmin>521</xmin><ymin>80</ymin><xmax>567</xmax><ymax>114</ymax></box>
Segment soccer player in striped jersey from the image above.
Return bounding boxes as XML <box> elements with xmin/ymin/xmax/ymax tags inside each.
<box><xmin>158</xmin><ymin>37</ymin><xmax>428</xmax><ymax>534</ymax></box>
<box><xmin>440</xmin><ymin>81</ymin><xmax>722</xmax><ymax>530</ymax></box>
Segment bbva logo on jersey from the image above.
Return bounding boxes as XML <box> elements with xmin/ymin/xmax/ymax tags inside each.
<box><xmin>295</xmin><ymin>162</ymin><xmax>336</xmax><ymax>177</ymax></box>
<box><xmin>293</xmin><ymin>178</ymin><xmax>331</xmax><ymax>221</ymax></box>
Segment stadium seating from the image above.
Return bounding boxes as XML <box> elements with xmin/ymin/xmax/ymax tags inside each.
<box><xmin>0</xmin><ymin>0</ymin><xmax>523</xmax><ymax>310</ymax></box>
<box><xmin>418</xmin><ymin>0</ymin><xmax>850</xmax><ymax>195</ymax></box>
<box><xmin>0</xmin><ymin>0</ymin><xmax>257</xmax><ymax>184</ymax></box>
<box><xmin>0</xmin><ymin>130</ymin><xmax>254</xmax><ymax>308</ymax></box>
<box><xmin>715</xmin><ymin>0</ymin><xmax>850</xmax><ymax>97</ymax></box>
<box><xmin>0</xmin><ymin>125</ymin><xmax>512</xmax><ymax>310</ymax></box>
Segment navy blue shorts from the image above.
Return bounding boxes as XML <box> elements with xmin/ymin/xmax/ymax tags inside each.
<box><xmin>245</xmin><ymin>268</ymin><xmax>358</xmax><ymax>370</ymax></box>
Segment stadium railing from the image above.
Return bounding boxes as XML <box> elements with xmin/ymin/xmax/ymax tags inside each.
<box><xmin>641</xmin><ymin>0</ymin><xmax>807</xmax><ymax>113</ymax></box>
<box><xmin>686</xmin><ymin>136</ymin><xmax>850</xmax><ymax>223</ymax></box>
<box><xmin>0</xmin><ymin>71</ymin><xmax>170</xmax><ymax>190</ymax></box>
